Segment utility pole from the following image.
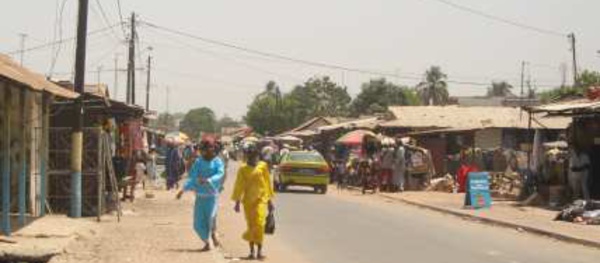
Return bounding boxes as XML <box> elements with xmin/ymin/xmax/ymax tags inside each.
<box><xmin>520</xmin><ymin>61</ymin><xmax>526</xmax><ymax>98</ymax></box>
<box><xmin>166</xmin><ymin>86</ymin><xmax>170</xmax><ymax>131</ymax></box>
<box><xmin>18</xmin><ymin>33</ymin><xmax>27</xmax><ymax>66</ymax></box>
<box><xmin>97</xmin><ymin>66</ymin><xmax>102</xmax><ymax>91</ymax></box>
<box><xmin>126</xmin><ymin>13</ymin><xmax>136</xmax><ymax>104</ymax></box>
<box><xmin>145</xmin><ymin>55</ymin><xmax>152</xmax><ymax>111</ymax></box>
<box><xmin>569</xmin><ymin>33</ymin><xmax>579</xmax><ymax>86</ymax></box>
<box><xmin>113</xmin><ymin>54</ymin><xmax>119</xmax><ymax>100</ymax></box>
<box><xmin>71</xmin><ymin>0</ymin><xmax>90</xmax><ymax>218</ymax></box>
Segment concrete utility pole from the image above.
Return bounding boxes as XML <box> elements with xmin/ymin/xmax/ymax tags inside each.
<box><xmin>71</xmin><ymin>0</ymin><xmax>90</xmax><ymax>218</ymax></box>
<box><xmin>145</xmin><ymin>55</ymin><xmax>152</xmax><ymax>111</ymax></box>
<box><xmin>126</xmin><ymin>13</ymin><xmax>136</xmax><ymax>104</ymax></box>
<box><xmin>18</xmin><ymin>33</ymin><xmax>27</xmax><ymax>66</ymax></box>
<box><xmin>569</xmin><ymin>33</ymin><xmax>579</xmax><ymax>86</ymax></box>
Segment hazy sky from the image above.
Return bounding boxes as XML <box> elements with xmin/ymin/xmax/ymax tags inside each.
<box><xmin>2</xmin><ymin>0</ymin><xmax>599</xmax><ymax>118</ymax></box>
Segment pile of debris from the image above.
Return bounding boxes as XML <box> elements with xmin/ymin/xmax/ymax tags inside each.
<box><xmin>555</xmin><ymin>200</ymin><xmax>600</xmax><ymax>225</ymax></box>
<box><xmin>426</xmin><ymin>174</ymin><xmax>456</xmax><ymax>192</ymax></box>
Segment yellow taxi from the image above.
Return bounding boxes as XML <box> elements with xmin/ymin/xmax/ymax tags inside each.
<box><xmin>275</xmin><ymin>151</ymin><xmax>330</xmax><ymax>194</ymax></box>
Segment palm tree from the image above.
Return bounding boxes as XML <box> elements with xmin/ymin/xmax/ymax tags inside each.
<box><xmin>487</xmin><ymin>81</ymin><xmax>514</xmax><ymax>97</ymax></box>
<box><xmin>417</xmin><ymin>66</ymin><xmax>449</xmax><ymax>105</ymax></box>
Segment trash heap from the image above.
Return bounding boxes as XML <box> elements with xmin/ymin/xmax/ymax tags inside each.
<box><xmin>555</xmin><ymin>200</ymin><xmax>600</xmax><ymax>225</ymax></box>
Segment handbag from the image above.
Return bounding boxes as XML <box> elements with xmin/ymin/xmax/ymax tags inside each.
<box><xmin>265</xmin><ymin>210</ymin><xmax>275</xmax><ymax>235</ymax></box>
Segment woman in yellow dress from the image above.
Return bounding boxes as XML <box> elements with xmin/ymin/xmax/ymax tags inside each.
<box><xmin>232</xmin><ymin>142</ymin><xmax>275</xmax><ymax>260</ymax></box>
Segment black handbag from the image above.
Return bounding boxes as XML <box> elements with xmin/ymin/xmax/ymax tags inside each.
<box><xmin>265</xmin><ymin>211</ymin><xmax>275</xmax><ymax>235</ymax></box>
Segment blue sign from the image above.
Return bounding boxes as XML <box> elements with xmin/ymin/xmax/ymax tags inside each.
<box><xmin>464</xmin><ymin>172</ymin><xmax>492</xmax><ymax>209</ymax></box>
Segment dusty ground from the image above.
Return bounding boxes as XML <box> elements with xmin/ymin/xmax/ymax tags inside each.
<box><xmin>49</xmin><ymin>162</ymin><xmax>308</xmax><ymax>263</ymax></box>
<box><xmin>49</xmin><ymin>189</ymin><xmax>228</xmax><ymax>263</ymax></box>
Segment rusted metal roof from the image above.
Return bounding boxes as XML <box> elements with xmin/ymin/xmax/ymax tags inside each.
<box><xmin>318</xmin><ymin>117</ymin><xmax>382</xmax><ymax>132</ymax></box>
<box><xmin>382</xmin><ymin>106</ymin><xmax>570</xmax><ymax>130</ymax></box>
<box><xmin>527</xmin><ymin>99</ymin><xmax>600</xmax><ymax>115</ymax></box>
<box><xmin>0</xmin><ymin>54</ymin><xmax>78</xmax><ymax>98</ymax></box>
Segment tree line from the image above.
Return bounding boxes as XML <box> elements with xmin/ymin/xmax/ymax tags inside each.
<box><xmin>151</xmin><ymin>66</ymin><xmax>600</xmax><ymax>138</ymax></box>
<box><xmin>246</xmin><ymin>66</ymin><xmax>452</xmax><ymax>135</ymax></box>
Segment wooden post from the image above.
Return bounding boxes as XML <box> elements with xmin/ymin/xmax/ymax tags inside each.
<box><xmin>97</xmin><ymin>129</ymin><xmax>104</xmax><ymax>221</ymax></box>
<box><xmin>39</xmin><ymin>94</ymin><xmax>50</xmax><ymax>217</ymax></box>
<box><xmin>2</xmin><ymin>85</ymin><xmax>12</xmax><ymax>235</ymax></box>
<box><xmin>18</xmin><ymin>89</ymin><xmax>28</xmax><ymax>226</ymax></box>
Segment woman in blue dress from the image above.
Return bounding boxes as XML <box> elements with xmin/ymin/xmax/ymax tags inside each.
<box><xmin>176</xmin><ymin>137</ymin><xmax>224</xmax><ymax>251</ymax></box>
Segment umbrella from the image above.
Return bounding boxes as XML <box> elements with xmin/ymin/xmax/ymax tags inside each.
<box><xmin>241</xmin><ymin>136</ymin><xmax>259</xmax><ymax>144</ymax></box>
<box><xmin>165</xmin><ymin>131</ymin><xmax>190</xmax><ymax>144</ymax></box>
<box><xmin>336</xmin><ymin>129</ymin><xmax>376</xmax><ymax>146</ymax></box>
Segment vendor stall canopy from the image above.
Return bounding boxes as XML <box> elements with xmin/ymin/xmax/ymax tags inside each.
<box><xmin>336</xmin><ymin>129</ymin><xmax>377</xmax><ymax>146</ymax></box>
<box><xmin>382</xmin><ymin>106</ymin><xmax>570</xmax><ymax>130</ymax></box>
<box><xmin>0</xmin><ymin>54</ymin><xmax>78</xmax><ymax>98</ymax></box>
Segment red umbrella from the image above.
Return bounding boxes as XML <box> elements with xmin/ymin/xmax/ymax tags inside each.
<box><xmin>336</xmin><ymin>130</ymin><xmax>377</xmax><ymax>146</ymax></box>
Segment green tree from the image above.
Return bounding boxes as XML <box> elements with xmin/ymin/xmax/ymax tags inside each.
<box><xmin>350</xmin><ymin>78</ymin><xmax>421</xmax><ymax>116</ymax></box>
<box><xmin>539</xmin><ymin>70</ymin><xmax>600</xmax><ymax>102</ymax></box>
<box><xmin>245</xmin><ymin>82</ymin><xmax>289</xmax><ymax>135</ymax></box>
<box><xmin>245</xmin><ymin>77</ymin><xmax>351</xmax><ymax>135</ymax></box>
<box><xmin>486</xmin><ymin>81</ymin><xmax>514</xmax><ymax>97</ymax></box>
<box><xmin>179</xmin><ymin>107</ymin><xmax>217</xmax><ymax>138</ymax></box>
<box><xmin>417</xmin><ymin>66</ymin><xmax>450</xmax><ymax>105</ymax></box>
<box><xmin>579</xmin><ymin>70</ymin><xmax>600</xmax><ymax>88</ymax></box>
<box><xmin>288</xmin><ymin>76</ymin><xmax>351</xmax><ymax>118</ymax></box>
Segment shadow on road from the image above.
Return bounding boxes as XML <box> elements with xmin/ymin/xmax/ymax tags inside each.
<box><xmin>164</xmin><ymin>248</ymin><xmax>209</xmax><ymax>253</ymax></box>
<box><xmin>278</xmin><ymin>189</ymin><xmax>320</xmax><ymax>195</ymax></box>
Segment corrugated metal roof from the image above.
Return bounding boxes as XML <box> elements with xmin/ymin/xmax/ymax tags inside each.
<box><xmin>528</xmin><ymin>99</ymin><xmax>600</xmax><ymax>114</ymax></box>
<box><xmin>318</xmin><ymin>117</ymin><xmax>382</xmax><ymax>132</ymax></box>
<box><xmin>0</xmin><ymin>54</ymin><xmax>78</xmax><ymax>98</ymax></box>
<box><xmin>382</xmin><ymin>106</ymin><xmax>569</xmax><ymax>130</ymax></box>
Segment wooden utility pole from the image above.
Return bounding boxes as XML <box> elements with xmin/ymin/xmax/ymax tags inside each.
<box><xmin>71</xmin><ymin>0</ymin><xmax>90</xmax><ymax>218</ymax></box>
<box><xmin>569</xmin><ymin>33</ymin><xmax>579</xmax><ymax>86</ymax></box>
<box><xmin>145</xmin><ymin>55</ymin><xmax>152</xmax><ymax>111</ymax></box>
<box><xmin>126</xmin><ymin>13</ymin><xmax>136</xmax><ymax>104</ymax></box>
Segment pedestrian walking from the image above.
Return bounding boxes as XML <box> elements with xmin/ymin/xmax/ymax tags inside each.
<box><xmin>393</xmin><ymin>140</ymin><xmax>407</xmax><ymax>192</ymax></box>
<box><xmin>232</xmin><ymin>141</ymin><xmax>275</xmax><ymax>260</ymax></box>
<box><xmin>569</xmin><ymin>146</ymin><xmax>591</xmax><ymax>201</ymax></box>
<box><xmin>147</xmin><ymin>147</ymin><xmax>158</xmax><ymax>185</ymax></box>
<box><xmin>166</xmin><ymin>140</ymin><xmax>184</xmax><ymax>190</ymax></box>
<box><xmin>176</xmin><ymin>136</ymin><xmax>225</xmax><ymax>251</ymax></box>
<box><xmin>135</xmin><ymin>154</ymin><xmax>147</xmax><ymax>190</ymax></box>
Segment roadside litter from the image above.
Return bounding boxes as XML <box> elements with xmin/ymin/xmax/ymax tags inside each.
<box><xmin>555</xmin><ymin>200</ymin><xmax>600</xmax><ymax>225</ymax></box>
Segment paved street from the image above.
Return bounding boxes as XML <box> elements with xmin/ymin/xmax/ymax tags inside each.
<box><xmin>49</xmin><ymin>161</ymin><xmax>600</xmax><ymax>263</ymax></box>
<box><xmin>272</xmin><ymin>188</ymin><xmax>600</xmax><ymax>263</ymax></box>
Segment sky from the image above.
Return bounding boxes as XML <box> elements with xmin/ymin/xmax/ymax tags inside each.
<box><xmin>2</xmin><ymin>0</ymin><xmax>599</xmax><ymax>119</ymax></box>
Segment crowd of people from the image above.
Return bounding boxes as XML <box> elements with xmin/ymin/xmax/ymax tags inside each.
<box><xmin>327</xmin><ymin>138</ymin><xmax>409</xmax><ymax>194</ymax></box>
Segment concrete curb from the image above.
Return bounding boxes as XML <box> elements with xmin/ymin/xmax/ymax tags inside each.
<box><xmin>377</xmin><ymin>194</ymin><xmax>600</xmax><ymax>250</ymax></box>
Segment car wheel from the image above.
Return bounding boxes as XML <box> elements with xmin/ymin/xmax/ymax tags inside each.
<box><xmin>279</xmin><ymin>184</ymin><xmax>287</xmax><ymax>192</ymax></box>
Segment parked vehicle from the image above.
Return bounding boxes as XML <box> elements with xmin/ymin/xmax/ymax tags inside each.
<box><xmin>275</xmin><ymin>151</ymin><xmax>330</xmax><ymax>194</ymax></box>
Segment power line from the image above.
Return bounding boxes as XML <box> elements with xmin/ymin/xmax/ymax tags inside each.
<box><xmin>139</xmin><ymin>20</ymin><xmax>434</xmax><ymax>82</ymax></box>
<box><xmin>48</xmin><ymin>0</ymin><xmax>69</xmax><ymax>76</ymax></box>
<box><xmin>424</xmin><ymin>0</ymin><xmax>566</xmax><ymax>37</ymax></box>
<box><xmin>139</xmin><ymin>20</ymin><xmax>566</xmax><ymax>89</ymax></box>
<box><xmin>142</xmin><ymin>26</ymin><xmax>305</xmax><ymax>82</ymax></box>
<box><xmin>7</xmin><ymin>23</ymin><xmax>123</xmax><ymax>55</ymax></box>
<box><xmin>115</xmin><ymin>0</ymin><xmax>127</xmax><ymax>37</ymax></box>
<box><xmin>92</xmin><ymin>0</ymin><xmax>120</xmax><ymax>41</ymax></box>
<box><xmin>141</xmin><ymin>20</ymin><xmax>532</xmax><ymax>87</ymax></box>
